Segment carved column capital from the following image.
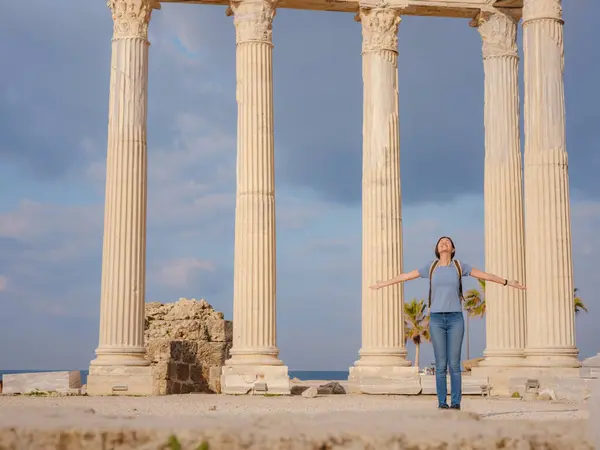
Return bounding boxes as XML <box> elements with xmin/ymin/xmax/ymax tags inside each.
<box><xmin>523</xmin><ymin>0</ymin><xmax>562</xmax><ymax>24</ymax></box>
<box><xmin>359</xmin><ymin>7</ymin><xmax>401</xmax><ymax>54</ymax></box>
<box><xmin>476</xmin><ymin>11</ymin><xmax>518</xmax><ymax>59</ymax></box>
<box><xmin>107</xmin><ymin>0</ymin><xmax>160</xmax><ymax>40</ymax></box>
<box><xmin>229</xmin><ymin>0</ymin><xmax>277</xmax><ymax>45</ymax></box>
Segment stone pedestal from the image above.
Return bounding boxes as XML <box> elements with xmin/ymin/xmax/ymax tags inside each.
<box><xmin>475</xmin><ymin>11</ymin><xmax>527</xmax><ymax>367</ymax></box>
<box><xmin>350</xmin><ymin>8</ymin><xmax>416</xmax><ymax>394</ymax></box>
<box><xmin>87</xmin><ymin>366</ymin><xmax>154</xmax><ymax>396</ymax></box>
<box><xmin>581</xmin><ymin>353</ymin><xmax>600</xmax><ymax>378</ymax></box>
<box><xmin>221</xmin><ymin>0</ymin><xmax>289</xmax><ymax>395</ymax></box>
<box><xmin>87</xmin><ymin>0</ymin><xmax>160</xmax><ymax>396</ymax></box>
<box><xmin>348</xmin><ymin>366</ymin><xmax>421</xmax><ymax>394</ymax></box>
<box><xmin>1</xmin><ymin>371</ymin><xmax>81</xmax><ymax>395</ymax></box>
<box><xmin>221</xmin><ymin>365</ymin><xmax>290</xmax><ymax>395</ymax></box>
<box><xmin>521</xmin><ymin>0</ymin><xmax>580</xmax><ymax>368</ymax></box>
<box><xmin>472</xmin><ymin>365</ymin><xmax>581</xmax><ymax>397</ymax></box>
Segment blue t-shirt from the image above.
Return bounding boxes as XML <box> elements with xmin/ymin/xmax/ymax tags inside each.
<box><xmin>418</xmin><ymin>260</ymin><xmax>473</xmax><ymax>313</ymax></box>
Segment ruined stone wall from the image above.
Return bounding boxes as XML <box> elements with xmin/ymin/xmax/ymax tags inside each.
<box><xmin>145</xmin><ymin>298</ymin><xmax>232</xmax><ymax>394</ymax></box>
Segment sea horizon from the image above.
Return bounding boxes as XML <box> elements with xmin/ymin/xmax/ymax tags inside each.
<box><xmin>0</xmin><ymin>369</ymin><xmax>350</xmax><ymax>385</ymax></box>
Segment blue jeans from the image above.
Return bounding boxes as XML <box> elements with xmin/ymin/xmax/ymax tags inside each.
<box><xmin>429</xmin><ymin>312</ymin><xmax>464</xmax><ymax>407</ymax></box>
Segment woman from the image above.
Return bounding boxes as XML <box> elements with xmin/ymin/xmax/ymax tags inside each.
<box><xmin>370</xmin><ymin>236</ymin><xmax>526</xmax><ymax>410</ymax></box>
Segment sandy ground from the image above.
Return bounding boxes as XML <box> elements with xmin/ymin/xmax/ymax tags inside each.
<box><xmin>0</xmin><ymin>393</ymin><xmax>590</xmax><ymax>421</ymax></box>
<box><xmin>0</xmin><ymin>394</ymin><xmax>597</xmax><ymax>449</ymax></box>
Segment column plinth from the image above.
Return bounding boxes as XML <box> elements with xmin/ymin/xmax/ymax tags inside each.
<box><xmin>349</xmin><ymin>7</ymin><xmax>420</xmax><ymax>395</ymax></box>
<box><xmin>522</xmin><ymin>0</ymin><xmax>580</xmax><ymax>367</ymax></box>
<box><xmin>87</xmin><ymin>0</ymin><xmax>160</xmax><ymax>396</ymax></box>
<box><xmin>221</xmin><ymin>0</ymin><xmax>289</xmax><ymax>395</ymax></box>
<box><xmin>475</xmin><ymin>11</ymin><xmax>527</xmax><ymax>368</ymax></box>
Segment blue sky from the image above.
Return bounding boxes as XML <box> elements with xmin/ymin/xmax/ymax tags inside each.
<box><xmin>0</xmin><ymin>0</ymin><xmax>598</xmax><ymax>371</ymax></box>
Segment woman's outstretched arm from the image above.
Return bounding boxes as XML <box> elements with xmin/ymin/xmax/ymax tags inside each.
<box><xmin>470</xmin><ymin>268</ymin><xmax>526</xmax><ymax>290</ymax></box>
<box><xmin>369</xmin><ymin>270</ymin><xmax>421</xmax><ymax>290</ymax></box>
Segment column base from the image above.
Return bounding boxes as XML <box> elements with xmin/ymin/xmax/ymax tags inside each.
<box><xmin>348</xmin><ymin>365</ymin><xmax>421</xmax><ymax>394</ymax></box>
<box><xmin>353</xmin><ymin>348</ymin><xmax>412</xmax><ymax>368</ymax></box>
<box><xmin>523</xmin><ymin>347</ymin><xmax>581</xmax><ymax>368</ymax></box>
<box><xmin>220</xmin><ymin>364</ymin><xmax>290</xmax><ymax>395</ymax></box>
<box><xmin>86</xmin><ymin>365</ymin><xmax>154</xmax><ymax>396</ymax></box>
<box><xmin>479</xmin><ymin>350</ymin><xmax>526</xmax><ymax>367</ymax></box>
<box><xmin>471</xmin><ymin>365</ymin><xmax>583</xmax><ymax>397</ymax></box>
<box><xmin>91</xmin><ymin>346</ymin><xmax>149</xmax><ymax>366</ymax></box>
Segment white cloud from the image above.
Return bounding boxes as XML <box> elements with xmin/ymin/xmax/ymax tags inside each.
<box><xmin>155</xmin><ymin>257</ymin><xmax>216</xmax><ymax>288</ymax></box>
<box><xmin>0</xmin><ymin>200</ymin><xmax>102</xmax><ymax>244</ymax></box>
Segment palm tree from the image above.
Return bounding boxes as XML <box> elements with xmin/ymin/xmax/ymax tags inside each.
<box><xmin>464</xmin><ymin>279</ymin><xmax>486</xmax><ymax>318</ymax></box>
<box><xmin>404</xmin><ymin>298</ymin><xmax>430</xmax><ymax>369</ymax></box>
<box><xmin>463</xmin><ymin>279</ymin><xmax>486</xmax><ymax>360</ymax></box>
<box><xmin>574</xmin><ymin>288</ymin><xmax>588</xmax><ymax>315</ymax></box>
<box><xmin>461</xmin><ymin>282</ymin><xmax>587</xmax><ymax>358</ymax></box>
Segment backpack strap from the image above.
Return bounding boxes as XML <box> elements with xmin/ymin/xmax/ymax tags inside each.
<box><xmin>427</xmin><ymin>260</ymin><xmax>439</xmax><ymax>309</ymax></box>
<box><xmin>453</xmin><ymin>259</ymin><xmax>464</xmax><ymax>301</ymax></box>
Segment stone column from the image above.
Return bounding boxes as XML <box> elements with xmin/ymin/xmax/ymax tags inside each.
<box><xmin>87</xmin><ymin>0</ymin><xmax>160</xmax><ymax>396</ymax></box>
<box><xmin>475</xmin><ymin>11</ymin><xmax>527</xmax><ymax>367</ymax></box>
<box><xmin>522</xmin><ymin>0</ymin><xmax>580</xmax><ymax>367</ymax></box>
<box><xmin>220</xmin><ymin>0</ymin><xmax>289</xmax><ymax>395</ymax></box>
<box><xmin>348</xmin><ymin>7</ymin><xmax>420</xmax><ymax>395</ymax></box>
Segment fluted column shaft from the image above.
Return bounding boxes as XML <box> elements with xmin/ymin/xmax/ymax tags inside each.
<box><xmin>476</xmin><ymin>12</ymin><xmax>527</xmax><ymax>366</ymax></box>
<box><xmin>522</xmin><ymin>0</ymin><xmax>579</xmax><ymax>366</ymax></box>
<box><xmin>92</xmin><ymin>0</ymin><xmax>159</xmax><ymax>367</ymax></box>
<box><xmin>227</xmin><ymin>0</ymin><xmax>282</xmax><ymax>366</ymax></box>
<box><xmin>357</xmin><ymin>8</ymin><xmax>409</xmax><ymax>367</ymax></box>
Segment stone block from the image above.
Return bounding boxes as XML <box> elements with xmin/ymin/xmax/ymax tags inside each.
<box><xmin>176</xmin><ymin>363</ymin><xmax>190</xmax><ymax>382</ymax></box>
<box><xmin>169</xmin><ymin>380</ymin><xmax>181</xmax><ymax>394</ymax></box>
<box><xmin>508</xmin><ymin>375</ymin><xmax>594</xmax><ymax>402</ymax></box>
<box><xmin>208</xmin><ymin>319</ymin><xmax>233</xmax><ymax>343</ymax></box>
<box><xmin>472</xmin><ymin>366</ymin><xmax>581</xmax><ymax>397</ymax></box>
<box><xmin>86</xmin><ymin>366</ymin><xmax>153</xmax><ymax>396</ymax></box>
<box><xmin>581</xmin><ymin>353</ymin><xmax>600</xmax><ymax>379</ymax></box>
<box><xmin>190</xmin><ymin>365</ymin><xmax>203</xmax><ymax>383</ymax></box>
<box><xmin>412</xmin><ymin>374</ymin><xmax>488</xmax><ymax>396</ymax></box>
<box><xmin>152</xmin><ymin>362</ymin><xmax>169</xmax><ymax>380</ymax></box>
<box><xmin>195</xmin><ymin>341</ymin><xmax>230</xmax><ymax>366</ymax></box>
<box><xmin>153</xmin><ymin>379</ymin><xmax>168</xmax><ymax>395</ymax></box>
<box><xmin>348</xmin><ymin>366</ymin><xmax>421</xmax><ymax>395</ymax></box>
<box><xmin>221</xmin><ymin>364</ymin><xmax>290</xmax><ymax>395</ymax></box>
<box><xmin>2</xmin><ymin>371</ymin><xmax>81</xmax><ymax>394</ymax></box>
<box><xmin>588</xmin><ymin>379</ymin><xmax>600</xmax><ymax>450</ymax></box>
<box><xmin>209</xmin><ymin>366</ymin><xmax>222</xmax><ymax>393</ymax></box>
<box><xmin>420</xmin><ymin>374</ymin><xmax>437</xmax><ymax>395</ymax></box>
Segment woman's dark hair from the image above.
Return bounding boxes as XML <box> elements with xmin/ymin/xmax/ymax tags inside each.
<box><xmin>434</xmin><ymin>236</ymin><xmax>456</xmax><ymax>259</ymax></box>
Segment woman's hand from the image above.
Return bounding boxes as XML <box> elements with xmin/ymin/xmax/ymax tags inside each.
<box><xmin>370</xmin><ymin>281</ymin><xmax>386</xmax><ymax>290</ymax></box>
<box><xmin>507</xmin><ymin>280</ymin><xmax>526</xmax><ymax>290</ymax></box>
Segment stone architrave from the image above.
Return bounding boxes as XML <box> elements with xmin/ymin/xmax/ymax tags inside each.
<box><xmin>220</xmin><ymin>0</ymin><xmax>290</xmax><ymax>395</ymax></box>
<box><xmin>348</xmin><ymin>7</ymin><xmax>420</xmax><ymax>395</ymax></box>
<box><xmin>521</xmin><ymin>0</ymin><xmax>580</xmax><ymax>367</ymax></box>
<box><xmin>475</xmin><ymin>11</ymin><xmax>527</xmax><ymax>367</ymax></box>
<box><xmin>87</xmin><ymin>0</ymin><xmax>160</xmax><ymax>396</ymax></box>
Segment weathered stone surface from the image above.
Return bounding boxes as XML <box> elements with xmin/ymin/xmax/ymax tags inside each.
<box><xmin>145</xmin><ymin>298</ymin><xmax>232</xmax><ymax>343</ymax></box>
<box><xmin>144</xmin><ymin>298</ymin><xmax>232</xmax><ymax>395</ymax></box>
<box><xmin>291</xmin><ymin>385</ymin><xmax>310</xmax><ymax>395</ymax></box>
<box><xmin>348</xmin><ymin>366</ymin><xmax>421</xmax><ymax>395</ymax></box>
<box><xmin>419</xmin><ymin>374</ymin><xmax>489</xmax><ymax>396</ymax></box>
<box><xmin>508</xmin><ymin>376</ymin><xmax>595</xmax><ymax>402</ymax></box>
<box><xmin>2</xmin><ymin>371</ymin><xmax>81</xmax><ymax>395</ymax></box>
<box><xmin>301</xmin><ymin>386</ymin><xmax>318</xmax><ymax>398</ymax></box>
<box><xmin>317</xmin><ymin>381</ymin><xmax>346</xmax><ymax>395</ymax></box>
<box><xmin>463</xmin><ymin>357</ymin><xmax>484</xmax><ymax>372</ymax></box>
<box><xmin>581</xmin><ymin>353</ymin><xmax>600</xmax><ymax>379</ymax></box>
